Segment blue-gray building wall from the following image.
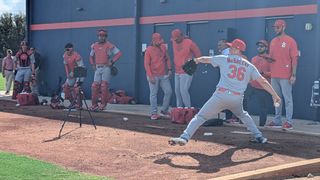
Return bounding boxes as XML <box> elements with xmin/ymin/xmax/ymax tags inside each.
<box><xmin>28</xmin><ymin>0</ymin><xmax>319</xmax><ymax>120</ymax></box>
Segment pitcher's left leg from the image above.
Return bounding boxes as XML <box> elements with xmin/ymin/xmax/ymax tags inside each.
<box><xmin>229</xmin><ymin>96</ymin><xmax>263</xmax><ymax>139</ymax></box>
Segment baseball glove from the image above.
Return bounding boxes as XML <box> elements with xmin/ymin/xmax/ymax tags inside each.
<box><xmin>182</xmin><ymin>59</ymin><xmax>197</xmax><ymax>76</ymax></box>
<box><xmin>111</xmin><ymin>65</ymin><xmax>118</xmax><ymax>76</ymax></box>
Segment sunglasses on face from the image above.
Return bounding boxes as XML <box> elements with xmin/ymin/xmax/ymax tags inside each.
<box><xmin>257</xmin><ymin>45</ymin><xmax>266</xmax><ymax>48</ymax></box>
<box><xmin>273</xmin><ymin>26</ymin><xmax>282</xmax><ymax>29</ymax></box>
<box><xmin>65</xmin><ymin>48</ymin><xmax>72</xmax><ymax>51</ymax></box>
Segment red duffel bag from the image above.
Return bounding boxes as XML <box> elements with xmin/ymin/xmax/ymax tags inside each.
<box><xmin>171</xmin><ymin>107</ymin><xmax>199</xmax><ymax>124</ymax></box>
<box><xmin>170</xmin><ymin>107</ymin><xmax>186</xmax><ymax>124</ymax></box>
<box><xmin>107</xmin><ymin>90</ymin><xmax>136</xmax><ymax>104</ymax></box>
<box><xmin>17</xmin><ymin>93</ymin><xmax>39</xmax><ymax>106</ymax></box>
<box><xmin>116</xmin><ymin>96</ymin><xmax>135</xmax><ymax>104</ymax></box>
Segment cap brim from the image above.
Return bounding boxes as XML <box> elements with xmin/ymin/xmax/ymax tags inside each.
<box><xmin>171</xmin><ymin>37</ymin><xmax>178</xmax><ymax>41</ymax></box>
<box><xmin>226</xmin><ymin>43</ymin><xmax>232</xmax><ymax>47</ymax></box>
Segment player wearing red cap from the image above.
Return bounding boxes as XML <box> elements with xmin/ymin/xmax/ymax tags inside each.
<box><xmin>169</xmin><ymin>39</ymin><xmax>281</xmax><ymax>145</ymax></box>
<box><xmin>144</xmin><ymin>33</ymin><xmax>172</xmax><ymax>120</ymax></box>
<box><xmin>267</xmin><ymin>19</ymin><xmax>299</xmax><ymax>130</ymax></box>
<box><xmin>171</xmin><ymin>29</ymin><xmax>201</xmax><ymax>108</ymax></box>
<box><xmin>89</xmin><ymin>29</ymin><xmax>122</xmax><ymax>111</ymax></box>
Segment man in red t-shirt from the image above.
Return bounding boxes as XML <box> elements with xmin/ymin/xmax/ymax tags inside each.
<box><xmin>171</xmin><ymin>29</ymin><xmax>201</xmax><ymax>107</ymax></box>
<box><xmin>245</xmin><ymin>40</ymin><xmax>272</xmax><ymax>126</ymax></box>
<box><xmin>144</xmin><ymin>33</ymin><xmax>172</xmax><ymax>120</ymax></box>
<box><xmin>267</xmin><ymin>19</ymin><xmax>299</xmax><ymax>130</ymax></box>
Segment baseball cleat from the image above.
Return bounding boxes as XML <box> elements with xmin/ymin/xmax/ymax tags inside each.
<box><xmin>250</xmin><ymin>136</ymin><xmax>268</xmax><ymax>144</ymax></box>
<box><xmin>168</xmin><ymin>137</ymin><xmax>188</xmax><ymax>146</ymax></box>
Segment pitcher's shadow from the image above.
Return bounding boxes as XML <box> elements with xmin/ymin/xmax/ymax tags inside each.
<box><xmin>154</xmin><ymin>146</ymin><xmax>273</xmax><ymax>173</ymax></box>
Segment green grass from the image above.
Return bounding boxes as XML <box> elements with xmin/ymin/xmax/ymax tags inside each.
<box><xmin>0</xmin><ymin>75</ymin><xmax>5</xmax><ymax>91</ymax></box>
<box><xmin>0</xmin><ymin>151</ymin><xmax>111</xmax><ymax>180</ymax></box>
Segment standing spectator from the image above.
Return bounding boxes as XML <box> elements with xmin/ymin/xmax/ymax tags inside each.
<box><xmin>171</xmin><ymin>29</ymin><xmax>201</xmax><ymax>107</ymax></box>
<box><xmin>144</xmin><ymin>33</ymin><xmax>173</xmax><ymax>120</ymax></box>
<box><xmin>2</xmin><ymin>49</ymin><xmax>14</xmax><ymax>95</ymax></box>
<box><xmin>267</xmin><ymin>19</ymin><xmax>299</xmax><ymax>130</ymax></box>
<box><xmin>89</xmin><ymin>28</ymin><xmax>122</xmax><ymax>111</ymax></box>
<box><xmin>30</xmin><ymin>47</ymin><xmax>41</xmax><ymax>95</ymax></box>
<box><xmin>245</xmin><ymin>40</ymin><xmax>272</xmax><ymax>126</ymax></box>
<box><xmin>12</xmin><ymin>41</ymin><xmax>35</xmax><ymax>99</ymax></box>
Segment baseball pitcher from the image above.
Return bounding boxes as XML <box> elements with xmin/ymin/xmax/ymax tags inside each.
<box><xmin>169</xmin><ymin>39</ymin><xmax>281</xmax><ymax>146</ymax></box>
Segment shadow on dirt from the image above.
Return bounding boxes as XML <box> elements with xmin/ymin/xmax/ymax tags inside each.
<box><xmin>154</xmin><ymin>146</ymin><xmax>273</xmax><ymax>173</ymax></box>
<box><xmin>1</xmin><ymin>100</ymin><xmax>320</xmax><ymax>161</ymax></box>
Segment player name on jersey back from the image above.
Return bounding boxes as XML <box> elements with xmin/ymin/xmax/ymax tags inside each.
<box><xmin>227</xmin><ymin>57</ymin><xmax>249</xmax><ymax>67</ymax></box>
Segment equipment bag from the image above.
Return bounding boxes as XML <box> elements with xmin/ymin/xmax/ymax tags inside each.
<box><xmin>171</xmin><ymin>107</ymin><xmax>199</xmax><ymax>124</ymax></box>
<box><xmin>170</xmin><ymin>108</ymin><xmax>186</xmax><ymax>124</ymax></box>
<box><xmin>17</xmin><ymin>93</ymin><xmax>39</xmax><ymax>106</ymax></box>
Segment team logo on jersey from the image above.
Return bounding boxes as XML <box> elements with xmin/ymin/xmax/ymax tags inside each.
<box><xmin>20</xmin><ymin>53</ymin><xmax>28</xmax><ymax>61</ymax></box>
<box><xmin>281</xmin><ymin>42</ymin><xmax>286</xmax><ymax>48</ymax></box>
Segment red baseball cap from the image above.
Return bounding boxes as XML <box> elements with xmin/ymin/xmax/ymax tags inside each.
<box><xmin>171</xmin><ymin>29</ymin><xmax>182</xmax><ymax>41</ymax></box>
<box><xmin>97</xmin><ymin>28</ymin><xmax>107</xmax><ymax>36</ymax></box>
<box><xmin>273</xmin><ymin>19</ymin><xmax>286</xmax><ymax>27</ymax></box>
<box><xmin>152</xmin><ymin>33</ymin><xmax>163</xmax><ymax>44</ymax></box>
<box><xmin>256</xmin><ymin>40</ymin><xmax>268</xmax><ymax>47</ymax></box>
<box><xmin>227</xmin><ymin>39</ymin><xmax>246</xmax><ymax>52</ymax></box>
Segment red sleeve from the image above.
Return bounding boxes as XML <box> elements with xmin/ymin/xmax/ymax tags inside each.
<box><xmin>290</xmin><ymin>39</ymin><xmax>299</xmax><ymax>66</ymax></box>
<box><xmin>144</xmin><ymin>47</ymin><xmax>153</xmax><ymax>78</ymax></box>
<box><xmin>75</xmin><ymin>52</ymin><xmax>81</xmax><ymax>62</ymax></box>
<box><xmin>15</xmin><ymin>51</ymin><xmax>21</xmax><ymax>58</ymax></box>
<box><xmin>251</xmin><ymin>57</ymin><xmax>257</xmax><ymax>65</ymax></box>
<box><xmin>166</xmin><ymin>52</ymin><xmax>172</xmax><ymax>70</ymax></box>
<box><xmin>190</xmin><ymin>41</ymin><xmax>201</xmax><ymax>58</ymax></box>
<box><xmin>162</xmin><ymin>45</ymin><xmax>172</xmax><ymax>70</ymax></box>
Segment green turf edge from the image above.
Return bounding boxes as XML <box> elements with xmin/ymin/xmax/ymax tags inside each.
<box><xmin>0</xmin><ymin>151</ymin><xmax>112</xmax><ymax>180</ymax></box>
